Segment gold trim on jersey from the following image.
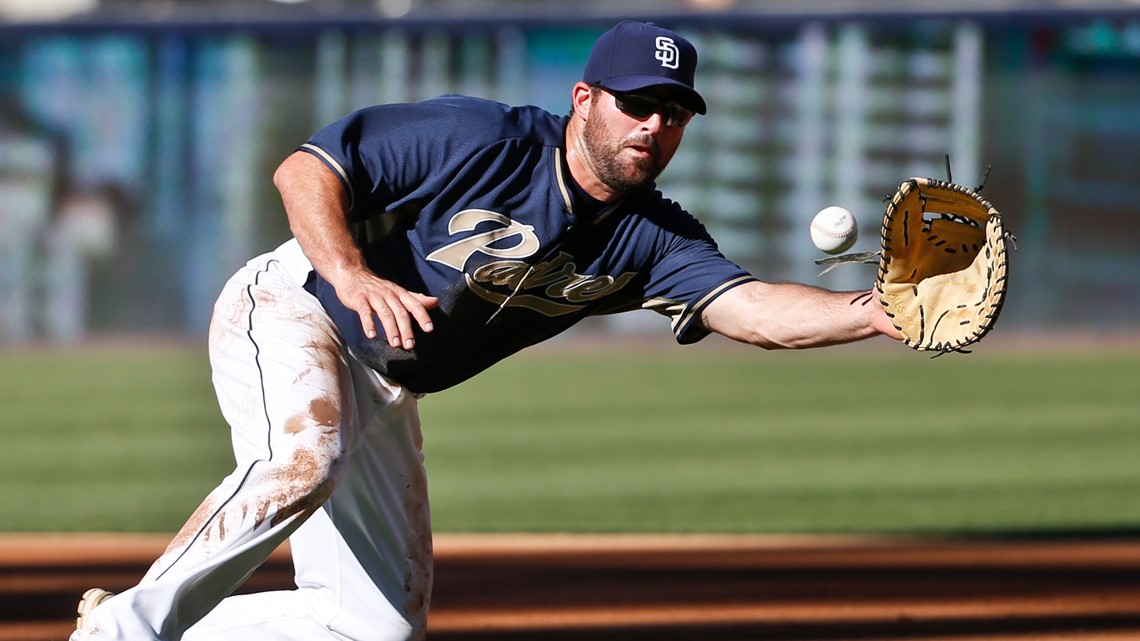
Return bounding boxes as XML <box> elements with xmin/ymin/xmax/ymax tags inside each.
<box><xmin>299</xmin><ymin>143</ymin><xmax>355</xmax><ymax>211</ymax></box>
<box><xmin>553</xmin><ymin>147</ymin><xmax>573</xmax><ymax>214</ymax></box>
<box><xmin>554</xmin><ymin>146</ymin><xmax>625</xmax><ymax>225</ymax></box>
<box><xmin>667</xmin><ymin>275</ymin><xmax>758</xmax><ymax>337</ymax></box>
<box><xmin>594</xmin><ymin>200</ymin><xmax>623</xmax><ymax>225</ymax></box>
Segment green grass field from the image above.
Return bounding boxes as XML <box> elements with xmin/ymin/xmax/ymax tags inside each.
<box><xmin>3</xmin><ymin>340</ymin><xmax>1139</xmax><ymax>534</ymax></box>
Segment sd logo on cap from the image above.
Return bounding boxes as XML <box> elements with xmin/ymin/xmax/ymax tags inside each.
<box><xmin>582</xmin><ymin>21</ymin><xmax>707</xmax><ymax>115</ymax></box>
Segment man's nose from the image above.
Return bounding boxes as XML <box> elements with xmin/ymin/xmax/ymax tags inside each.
<box><xmin>639</xmin><ymin>111</ymin><xmax>665</xmax><ymax>132</ymax></box>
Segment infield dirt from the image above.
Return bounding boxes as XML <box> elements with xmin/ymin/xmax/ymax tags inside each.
<box><xmin>4</xmin><ymin>533</ymin><xmax>1140</xmax><ymax>640</ymax></box>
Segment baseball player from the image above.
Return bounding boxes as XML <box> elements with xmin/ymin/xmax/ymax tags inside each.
<box><xmin>73</xmin><ymin>21</ymin><xmax>901</xmax><ymax>641</ymax></box>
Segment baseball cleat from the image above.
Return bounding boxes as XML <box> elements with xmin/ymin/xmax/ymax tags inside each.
<box><xmin>76</xmin><ymin>587</ymin><xmax>114</xmax><ymax>632</ymax></box>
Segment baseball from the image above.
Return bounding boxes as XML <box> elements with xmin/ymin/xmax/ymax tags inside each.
<box><xmin>810</xmin><ymin>206</ymin><xmax>858</xmax><ymax>254</ymax></box>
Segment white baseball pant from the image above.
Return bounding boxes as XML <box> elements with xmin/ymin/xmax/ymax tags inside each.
<box><xmin>72</xmin><ymin>239</ymin><xmax>433</xmax><ymax>641</ymax></box>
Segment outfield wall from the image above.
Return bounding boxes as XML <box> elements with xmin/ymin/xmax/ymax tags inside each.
<box><xmin>0</xmin><ymin>9</ymin><xmax>1136</xmax><ymax>342</ymax></box>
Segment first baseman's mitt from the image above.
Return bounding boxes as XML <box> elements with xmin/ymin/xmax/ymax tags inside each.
<box><xmin>818</xmin><ymin>172</ymin><xmax>1013</xmax><ymax>354</ymax></box>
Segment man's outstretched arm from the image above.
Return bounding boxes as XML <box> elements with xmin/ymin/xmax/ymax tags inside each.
<box><xmin>700</xmin><ymin>281</ymin><xmax>902</xmax><ymax>349</ymax></box>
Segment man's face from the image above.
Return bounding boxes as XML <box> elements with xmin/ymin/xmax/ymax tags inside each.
<box><xmin>580</xmin><ymin>87</ymin><xmax>689</xmax><ymax>193</ymax></box>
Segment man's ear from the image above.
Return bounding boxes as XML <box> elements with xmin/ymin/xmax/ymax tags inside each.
<box><xmin>570</xmin><ymin>82</ymin><xmax>593</xmax><ymax>120</ymax></box>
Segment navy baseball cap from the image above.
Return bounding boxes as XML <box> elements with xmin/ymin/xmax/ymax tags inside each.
<box><xmin>583</xmin><ymin>21</ymin><xmax>707</xmax><ymax>115</ymax></box>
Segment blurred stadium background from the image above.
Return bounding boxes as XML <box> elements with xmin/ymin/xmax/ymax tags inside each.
<box><xmin>0</xmin><ymin>0</ymin><xmax>1137</xmax><ymax>344</ymax></box>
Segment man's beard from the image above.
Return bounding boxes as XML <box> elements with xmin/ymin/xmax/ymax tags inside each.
<box><xmin>581</xmin><ymin>110</ymin><xmax>668</xmax><ymax>193</ymax></box>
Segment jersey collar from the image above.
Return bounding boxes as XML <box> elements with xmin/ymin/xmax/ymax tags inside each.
<box><xmin>554</xmin><ymin>147</ymin><xmax>624</xmax><ymax>226</ymax></box>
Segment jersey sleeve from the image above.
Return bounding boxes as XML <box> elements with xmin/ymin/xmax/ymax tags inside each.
<box><xmin>637</xmin><ymin>200</ymin><xmax>757</xmax><ymax>344</ymax></box>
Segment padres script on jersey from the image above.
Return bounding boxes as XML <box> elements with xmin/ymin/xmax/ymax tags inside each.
<box><xmin>300</xmin><ymin>95</ymin><xmax>754</xmax><ymax>393</ymax></box>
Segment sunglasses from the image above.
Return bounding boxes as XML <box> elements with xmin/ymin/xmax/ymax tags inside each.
<box><xmin>609</xmin><ymin>91</ymin><xmax>695</xmax><ymax>128</ymax></box>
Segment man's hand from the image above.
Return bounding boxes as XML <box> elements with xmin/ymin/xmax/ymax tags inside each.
<box><xmin>851</xmin><ymin>290</ymin><xmax>903</xmax><ymax>341</ymax></box>
<box><xmin>331</xmin><ymin>269</ymin><xmax>439</xmax><ymax>350</ymax></box>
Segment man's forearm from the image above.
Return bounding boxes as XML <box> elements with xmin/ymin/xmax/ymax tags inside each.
<box><xmin>702</xmin><ymin>281</ymin><xmax>891</xmax><ymax>349</ymax></box>
<box><xmin>274</xmin><ymin>150</ymin><xmax>366</xmax><ymax>288</ymax></box>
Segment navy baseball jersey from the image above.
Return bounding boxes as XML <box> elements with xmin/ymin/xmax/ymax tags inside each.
<box><xmin>299</xmin><ymin>94</ymin><xmax>755</xmax><ymax>394</ymax></box>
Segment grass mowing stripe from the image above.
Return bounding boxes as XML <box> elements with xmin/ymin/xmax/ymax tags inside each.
<box><xmin>422</xmin><ymin>349</ymin><xmax>1140</xmax><ymax>534</ymax></box>
<box><xmin>2</xmin><ymin>346</ymin><xmax>1138</xmax><ymax>534</ymax></box>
